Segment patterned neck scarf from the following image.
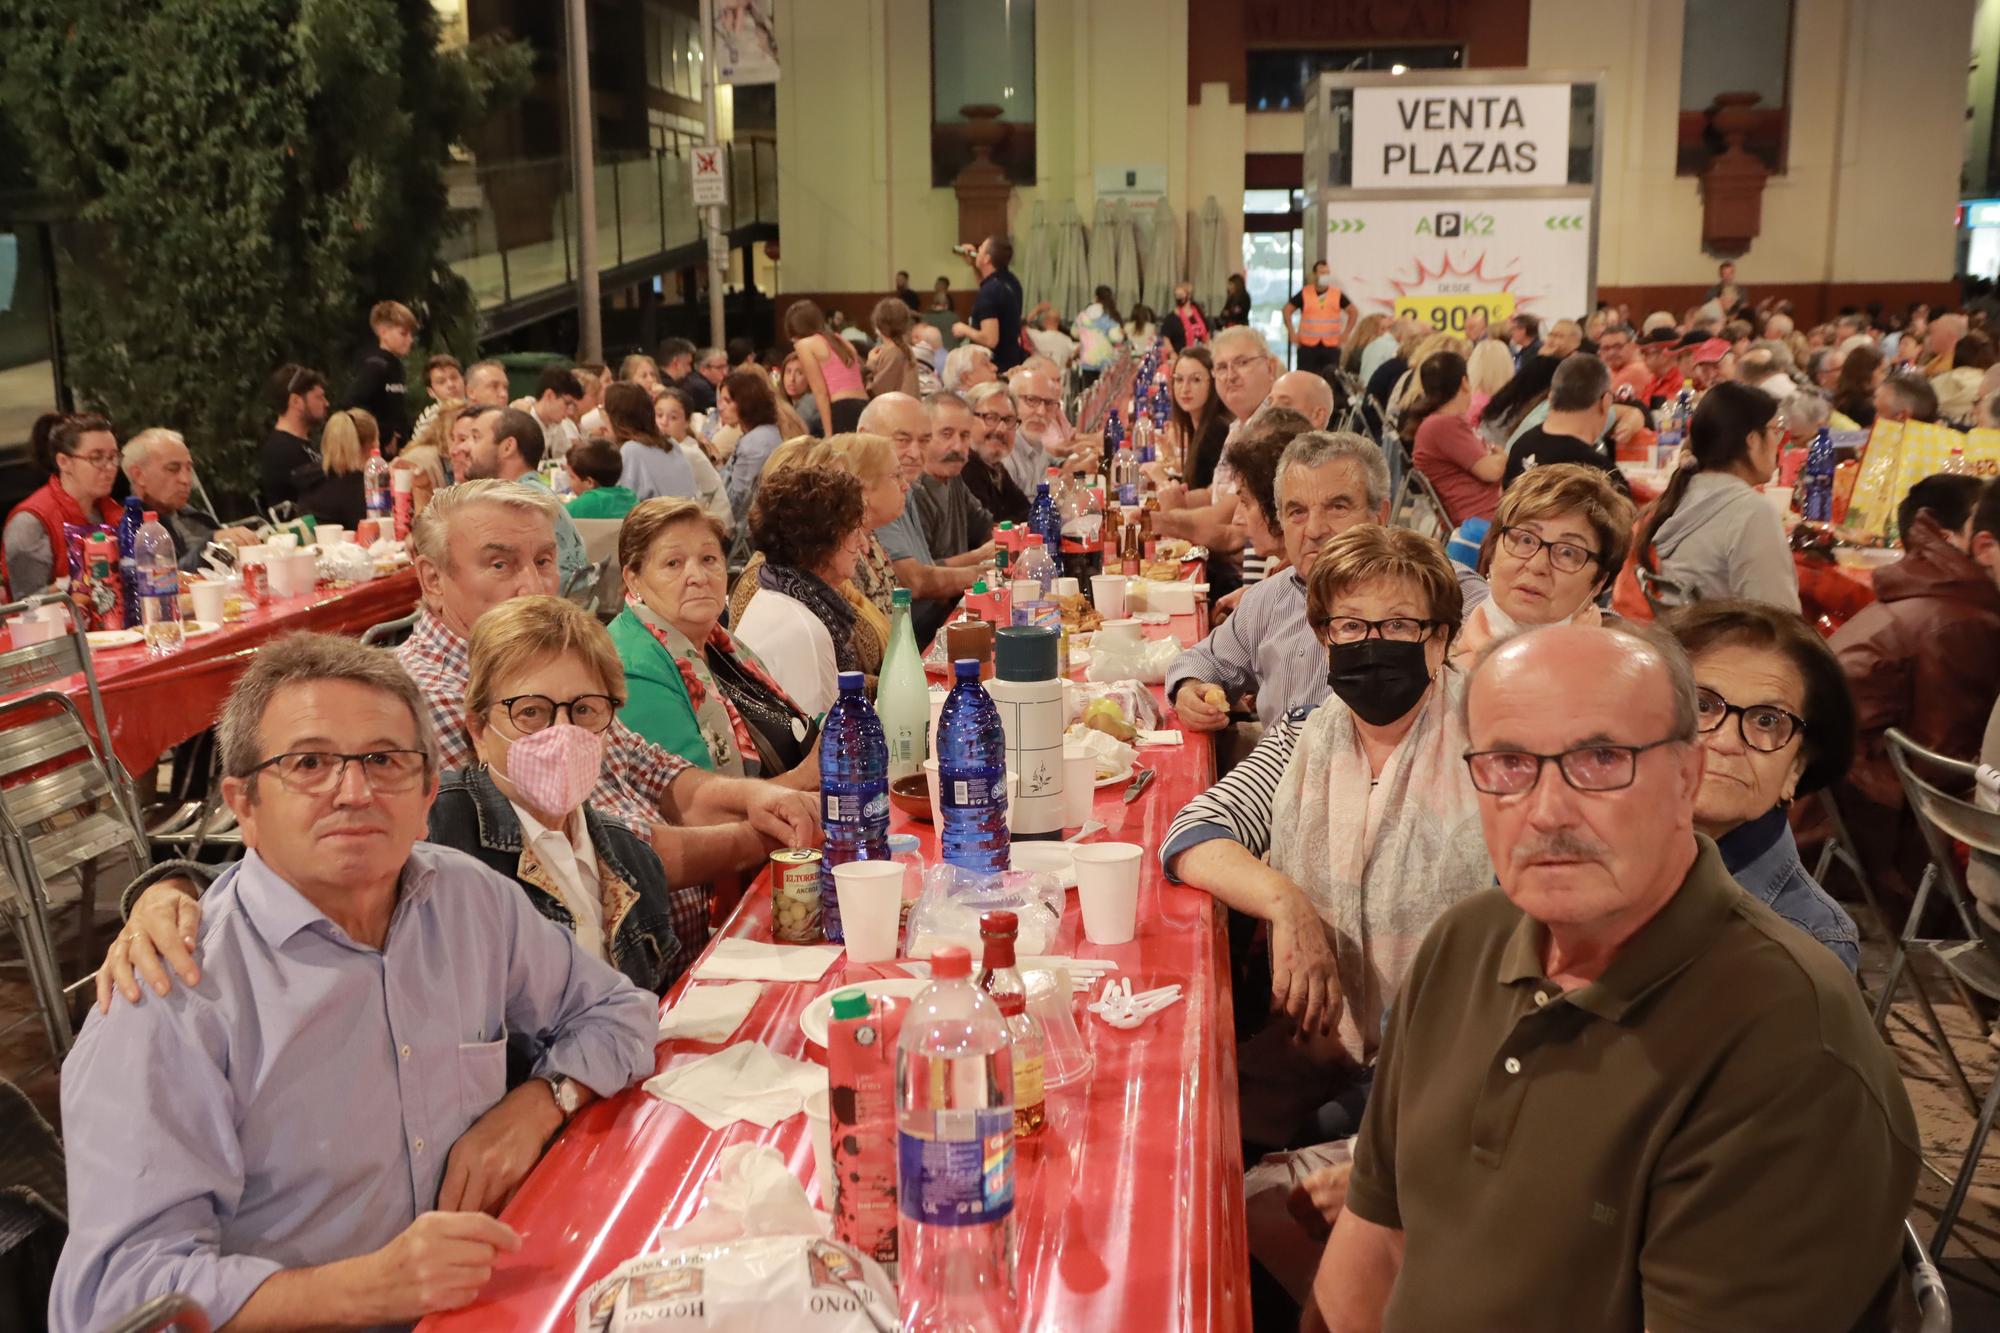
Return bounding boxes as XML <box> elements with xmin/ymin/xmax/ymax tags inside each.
<box><xmin>757</xmin><ymin>561</ymin><xmax>860</xmax><ymax>673</ymax></box>
<box><xmin>628</xmin><ymin>599</ymin><xmax>765</xmax><ymax>775</ymax></box>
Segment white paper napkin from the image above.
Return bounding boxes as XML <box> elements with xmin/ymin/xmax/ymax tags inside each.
<box><xmin>643</xmin><ymin>1042</ymin><xmax>827</xmax><ymax>1131</ymax></box>
<box><xmin>658</xmin><ymin>981</ymin><xmax>763</xmax><ymax>1042</ymax></box>
<box><xmin>1137</xmin><ymin>728</ymin><xmax>1184</xmax><ymax>747</ymax></box>
<box><xmin>691</xmin><ymin>938</ymin><xmax>842</xmax><ymax>983</ymax></box>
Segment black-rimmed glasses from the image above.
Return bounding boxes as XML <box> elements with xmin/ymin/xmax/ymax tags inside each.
<box><xmin>1694</xmin><ymin>688</ymin><xmax>1805</xmax><ymax>752</ymax></box>
<box><xmin>246</xmin><ymin>750</ymin><xmax>430</xmax><ymax>795</ymax></box>
<box><xmin>1463</xmin><ymin>737</ymin><xmax>1684</xmax><ymax>795</ymax></box>
<box><xmin>1497</xmin><ymin>525</ymin><xmax>1602</xmax><ymax>575</ymax></box>
<box><xmin>496</xmin><ymin>693</ymin><xmax>617</xmax><ymax>734</ymax></box>
<box><xmin>1312</xmin><ymin>616</ymin><xmax>1445</xmax><ymax>645</ymax></box>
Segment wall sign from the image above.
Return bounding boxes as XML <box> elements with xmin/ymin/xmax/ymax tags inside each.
<box><xmin>1351</xmin><ymin>82</ymin><xmax>1572</xmax><ymax>189</ymax></box>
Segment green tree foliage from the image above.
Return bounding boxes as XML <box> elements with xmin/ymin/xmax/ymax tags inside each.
<box><xmin>0</xmin><ymin>0</ymin><xmax>530</xmax><ymax>497</ymax></box>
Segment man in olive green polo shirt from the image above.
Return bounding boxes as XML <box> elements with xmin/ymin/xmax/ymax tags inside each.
<box><xmin>1307</xmin><ymin>622</ymin><xmax>1918</xmax><ymax>1333</ymax></box>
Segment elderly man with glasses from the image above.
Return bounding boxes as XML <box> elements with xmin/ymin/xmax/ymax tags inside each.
<box><xmin>51</xmin><ymin>632</ymin><xmax>657</xmax><ymax>1331</ymax></box>
<box><xmin>999</xmin><ymin>366</ymin><xmax>1092</xmax><ymax>495</ymax></box>
<box><xmin>962</xmin><ymin>381</ymin><xmax>1032</xmax><ymax>523</ymax></box>
<box><xmin>1305</xmin><ymin>622</ymin><xmax>1918</xmax><ymax>1333</ymax></box>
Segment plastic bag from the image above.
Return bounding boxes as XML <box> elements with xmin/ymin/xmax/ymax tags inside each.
<box><xmin>1083</xmin><ymin>632</ymin><xmax>1179</xmax><ymax>685</ymax></box>
<box><xmin>1066</xmin><ymin>680</ymin><xmax>1164</xmax><ymax>731</ymax></box>
<box><xmin>904</xmin><ymin>860</ymin><xmax>1064</xmax><ymax>960</ymax></box>
<box><xmin>319</xmin><ymin>541</ymin><xmax>376</xmax><ymax>583</ymax></box>
<box><xmin>576</xmin><ymin>1145</ymin><xmax>897</xmax><ymax>1333</ymax></box>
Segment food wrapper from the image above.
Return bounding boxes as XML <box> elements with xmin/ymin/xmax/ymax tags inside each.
<box><xmin>1064</xmin><ymin>724</ymin><xmax>1137</xmax><ymax>781</ymax></box>
<box><xmin>576</xmin><ymin>1145</ymin><xmax>896</xmax><ymax>1333</ymax></box>
<box><xmin>1084</xmin><ymin>631</ymin><xmax>1179</xmax><ymax>684</ymax></box>
<box><xmin>1066</xmin><ymin>680</ymin><xmax>1165</xmax><ymax>731</ymax></box>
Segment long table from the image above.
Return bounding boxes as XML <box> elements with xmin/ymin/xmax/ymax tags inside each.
<box><xmin>421</xmin><ymin>623</ymin><xmax>1253</xmax><ymax>1332</ymax></box>
<box><xmin>0</xmin><ymin>569</ymin><xmax>420</xmax><ymax>776</ymax></box>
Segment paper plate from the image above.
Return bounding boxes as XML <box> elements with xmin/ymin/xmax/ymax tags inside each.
<box><xmin>1010</xmin><ymin>842</ymin><xmax>1077</xmax><ymax>889</ymax></box>
<box><xmin>798</xmin><ymin>976</ymin><xmax>932</xmax><ymax>1046</ymax></box>
<box><xmin>1095</xmin><ymin>761</ymin><xmax>1134</xmax><ymax>789</ymax></box>
<box><xmin>85</xmin><ymin>629</ymin><xmax>142</xmax><ymax>649</ymax></box>
<box><xmin>180</xmin><ymin>620</ymin><xmax>223</xmax><ymax>637</ymax></box>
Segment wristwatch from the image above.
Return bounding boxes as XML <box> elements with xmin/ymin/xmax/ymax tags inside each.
<box><xmin>540</xmin><ymin>1074</ymin><xmax>582</xmax><ymax>1122</ymax></box>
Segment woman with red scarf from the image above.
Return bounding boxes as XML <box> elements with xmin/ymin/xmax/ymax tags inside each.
<box><xmin>5</xmin><ymin>412</ymin><xmax>125</xmax><ymax>599</ymax></box>
<box><xmin>608</xmin><ymin>496</ymin><xmax>820</xmax><ymax>784</ymax></box>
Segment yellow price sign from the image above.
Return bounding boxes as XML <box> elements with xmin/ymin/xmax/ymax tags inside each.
<box><xmin>1393</xmin><ymin>292</ymin><xmax>1517</xmax><ymax>334</ymax></box>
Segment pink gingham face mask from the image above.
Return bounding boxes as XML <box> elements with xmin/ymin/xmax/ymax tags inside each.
<box><xmin>502</xmin><ymin>723</ymin><xmax>603</xmax><ymax>815</ymax></box>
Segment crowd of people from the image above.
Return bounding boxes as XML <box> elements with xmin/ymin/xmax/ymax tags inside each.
<box><xmin>20</xmin><ymin>241</ymin><xmax>2000</xmax><ymax>1332</ymax></box>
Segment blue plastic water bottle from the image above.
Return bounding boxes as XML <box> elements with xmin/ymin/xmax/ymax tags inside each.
<box><xmin>818</xmin><ymin>670</ymin><xmax>889</xmax><ymax>942</ymax></box>
<box><xmin>1029</xmin><ymin>479</ymin><xmax>1060</xmax><ymax>554</ymax></box>
<box><xmin>937</xmin><ymin>659</ymin><xmax>1010</xmax><ymax>875</ymax></box>
<box><xmin>1802</xmin><ymin>427</ymin><xmax>1835</xmax><ymax>523</ymax></box>
<box><xmin>116</xmin><ymin>496</ymin><xmax>146</xmax><ymax>628</ymax></box>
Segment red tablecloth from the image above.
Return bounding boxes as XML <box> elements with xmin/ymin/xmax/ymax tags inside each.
<box><xmin>420</xmin><ymin>645</ymin><xmax>1252</xmax><ymax>1332</ymax></box>
<box><xmin>0</xmin><ymin>569</ymin><xmax>419</xmax><ymax>774</ymax></box>
<box><xmin>1794</xmin><ymin>556</ymin><xmax>1876</xmax><ymax>635</ymax></box>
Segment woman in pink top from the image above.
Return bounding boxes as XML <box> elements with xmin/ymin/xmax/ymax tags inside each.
<box><xmin>1406</xmin><ymin>351</ymin><xmax>1504</xmax><ymax>524</ymax></box>
<box><xmin>786</xmin><ymin>299</ymin><xmax>869</xmax><ymax>433</ymax></box>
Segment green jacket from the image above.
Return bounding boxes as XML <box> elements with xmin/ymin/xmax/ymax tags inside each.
<box><xmin>607</xmin><ymin>606</ymin><xmax>717</xmax><ymax>772</ymax></box>
<box><xmin>568</xmin><ymin>485</ymin><xmax>637</xmax><ymax>520</ymax></box>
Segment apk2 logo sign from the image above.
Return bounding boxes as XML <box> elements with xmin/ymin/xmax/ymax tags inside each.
<box><xmin>1417</xmin><ymin>211</ymin><xmax>1495</xmax><ymax>237</ymax></box>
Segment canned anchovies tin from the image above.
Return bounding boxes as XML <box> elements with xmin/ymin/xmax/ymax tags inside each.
<box><xmin>770</xmin><ymin>848</ymin><xmax>824</xmax><ymax>943</ymax></box>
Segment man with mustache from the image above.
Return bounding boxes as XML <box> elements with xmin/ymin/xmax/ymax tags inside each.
<box><xmin>1305</xmin><ymin>623</ymin><xmax>1918</xmax><ymax>1333</ymax></box>
<box><xmin>907</xmin><ymin>392</ymin><xmax>997</xmax><ymax>566</ymax></box>
<box><xmin>862</xmin><ymin>393</ymin><xmax>992</xmax><ymax>644</ymax></box>
<box><xmin>999</xmin><ymin>366</ymin><xmax>1090</xmax><ymax>494</ymax></box>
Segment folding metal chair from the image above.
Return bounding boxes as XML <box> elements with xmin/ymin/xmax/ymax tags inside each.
<box><xmin>358</xmin><ymin>610</ymin><xmax>420</xmax><ymax>648</ymax></box>
<box><xmin>1874</xmin><ymin>728</ymin><xmax>2000</xmax><ymax>1261</ymax></box>
<box><xmin>0</xmin><ymin>594</ymin><xmax>150</xmax><ymax>1065</ymax></box>
<box><xmin>1389</xmin><ymin>465</ymin><xmax>1452</xmax><ymax>542</ymax></box>
<box><xmin>1905</xmin><ymin>1220</ymin><xmax>1952</xmax><ymax>1332</ymax></box>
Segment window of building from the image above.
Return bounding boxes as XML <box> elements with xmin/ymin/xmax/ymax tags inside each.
<box><xmin>931</xmin><ymin>0</ymin><xmax>1036</xmax><ymax>186</ymax></box>
<box><xmin>1244</xmin><ymin>45</ymin><xmax>1463</xmax><ymax>113</ymax></box>
<box><xmin>1677</xmin><ymin>0</ymin><xmax>1793</xmax><ymax>175</ymax></box>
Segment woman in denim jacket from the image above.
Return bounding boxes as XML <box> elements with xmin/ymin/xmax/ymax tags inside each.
<box><xmin>1666</xmin><ymin>600</ymin><xmax>1862</xmax><ymax>970</ymax></box>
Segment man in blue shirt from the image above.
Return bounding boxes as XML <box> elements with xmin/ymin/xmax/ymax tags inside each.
<box><xmin>954</xmin><ymin>234</ymin><xmax>1025</xmax><ymax>373</ymax></box>
<box><xmin>51</xmin><ymin>633</ymin><xmax>657</xmax><ymax>1331</ymax></box>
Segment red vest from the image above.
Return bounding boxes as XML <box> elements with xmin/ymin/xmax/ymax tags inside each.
<box><xmin>6</xmin><ymin>477</ymin><xmax>122</xmax><ymax>597</ymax></box>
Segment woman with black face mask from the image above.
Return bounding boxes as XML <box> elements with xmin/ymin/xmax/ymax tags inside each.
<box><xmin>1162</xmin><ymin>523</ymin><xmax>1493</xmax><ymax>1305</ymax></box>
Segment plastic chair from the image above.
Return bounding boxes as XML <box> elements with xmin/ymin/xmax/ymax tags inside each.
<box><xmin>0</xmin><ymin>593</ymin><xmax>150</xmax><ymax>1065</ymax></box>
<box><xmin>1878</xmin><ymin>728</ymin><xmax>2000</xmax><ymax>1261</ymax></box>
<box><xmin>100</xmin><ymin>1293</ymin><xmax>212</xmax><ymax>1333</ymax></box>
<box><xmin>1905</xmin><ymin>1220</ymin><xmax>1952</xmax><ymax>1331</ymax></box>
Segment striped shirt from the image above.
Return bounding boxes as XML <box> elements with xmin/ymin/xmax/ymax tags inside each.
<box><xmin>1160</xmin><ymin>706</ymin><xmax>1310</xmax><ymax>877</ymax></box>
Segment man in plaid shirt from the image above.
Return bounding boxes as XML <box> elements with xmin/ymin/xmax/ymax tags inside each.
<box><xmin>114</xmin><ymin>479</ymin><xmax>818</xmax><ymax>962</ymax></box>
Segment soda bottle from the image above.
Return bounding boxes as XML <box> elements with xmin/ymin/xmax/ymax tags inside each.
<box><xmin>936</xmin><ymin>659</ymin><xmax>1010</xmax><ymax>874</ymax></box>
<box><xmin>135</xmin><ymin>512</ymin><xmax>184</xmax><ymax>658</ymax></box>
<box><xmin>391</xmin><ymin>466</ymin><xmax>415</xmax><ymax>541</ymax></box>
<box><xmin>976</xmin><ymin>910</ymin><xmax>1046</xmax><ymax>1139</ymax></box>
<box><xmin>818</xmin><ymin>670</ymin><xmax>889</xmax><ymax>942</ymax></box>
<box><xmin>1110</xmin><ymin>432</ymin><xmax>1139</xmax><ymax>508</ymax></box>
<box><xmin>363</xmin><ymin>448</ymin><xmax>393</xmax><ymax>525</ymax></box>
<box><xmin>876</xmin><ymin>588</ymin><xmax>930</xmax><ymax>781</ymax></box>
<box><xmin>896</xmin><ymin>944</ymin><xmax>1017</xmax><ymax>1332</ymax></box>
<box><xmin>1056</xmin><ymin>472</ymin><xmax>1103</xmax><ymax>583</ymax></box>
<box><xmin>82</xmin><ymin>531</ymin><xmax>123</xmax><ymax>631</ymax></box>
<box><xmin>1011</xmin><ymin>534</ymin><xmax>1058</xmax><ymax>630</ymax></box>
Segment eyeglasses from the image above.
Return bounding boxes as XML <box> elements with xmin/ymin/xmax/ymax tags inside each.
<box><xmin>1213</xmin><ymin>357</ymin><xmax>1263</xmax><ymax>380</ymax></box>
<box><xmin>1463</xmin><ymin>736</ymin><xmax>1684</xmax><ymax>795</ymax></box>
<box><xmin>1017</xmin><ymin>394</ymin><xmax>1060</xmax><ymax>411</ymax></box>
<box><xmin>1497</xmin><ymin>525</ymin><xmax>1602</xmax><ymax>575</ymax></box>
<box><xmin>1695</xmin><ymin>688</ymin><xmax>1805</xmax><ymax>752</ymax></box>
<box><xmin>68</xmin><ymin>451</ymin><xmax>120</xmax><ymax>470</ymax></box>
<box><xmin>1313</xmin><ymin>616</ymin><xmax>1444</xmax><ymax>644</ymax></box>
<box><xmin>974</xmin><ymin>411</ymin><xmax>1017</xmax><ymax>428</ymax></box>
<box><xmin>246</xmin><ymin>750</ymin><xmax>430</xmax><ymax>795</ymax></box>
<box><xmin>496</xmin><ymin>693</ymin><xmax>617</xmax><ymax>734</ymax></box>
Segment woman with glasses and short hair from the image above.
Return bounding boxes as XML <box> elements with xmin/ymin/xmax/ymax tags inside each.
<box><xmin>1452</xmin><ymin>463</ymin><xmax>1635</xmax><ymax>664</ymax></box>
<box><xmin>1165</xmin><ymin>524</ymin><xmax>1494</xmax><ymax>1308</ymax></box>
<box><xmin>6</xmin><ymin>411</ymin><xmax>127</xmax><ymax>599</ymax></box>
<box><xmin>1662</xmin><ymin>599</ymin><xmax>1862</xmax><ymax>969</ymax></box>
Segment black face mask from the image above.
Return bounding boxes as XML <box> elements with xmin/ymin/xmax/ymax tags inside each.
<box><xmin>1325</xmin><ymin>638</ymin><xmax>1433</xmax><ymax>726</ymax></box>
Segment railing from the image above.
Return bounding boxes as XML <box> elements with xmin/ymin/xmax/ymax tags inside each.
<box><xmin>442</xmin><ymin>139</ymin><xmax>777</xmax><ymax>314</ymax></box>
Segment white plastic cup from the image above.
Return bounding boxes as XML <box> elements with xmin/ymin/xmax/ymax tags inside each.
<box><xmin>314</xmin><ymin>525</ymin><xmax>346</xmax><ymax>547</ymax></box>
<box><xmin>190</xmin><ymin>581</ymin><xmax>227</xmax><ymax>625</ymax></box>
<box><xmin>805</xmin><ymin>1085</ymin><xmax>837</xmax><ymax>1210</ymax></box>
<box><xmin>1091</xmin><ymin>574</ymin><xmax>1128</xmax><ymax>618</ymax></box>
<box><xmin>1063</xmin><ymin>743</ymin><xmax>1095</xmax><ymax>828</ymax></box>
<box><xmin>832</xmin><ymin>860</ymin><xmax>905</xmax><ymax>963</ymax></box>
<box><xmin>9</xmin><ymin>617</ymin><xmax>55</xmax><ymax>647</ymax></box>
<box><xmin>1072</xmin><ymin>842</ymin><xmax>1143</xmax><ymax>945</ymax></box>
<box><xmin>1054</xmin><ymin>576</ymin><xmax>1081</xmax><ymax>599</ymax></box>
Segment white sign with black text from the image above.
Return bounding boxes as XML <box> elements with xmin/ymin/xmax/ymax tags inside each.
<box><xmin>1350</xmin><ymin>82</ymin><xmax>1572</xmax><ymax>190</ymax></box>
<box><xmin>691</xmin><ymin>145</ymin><xmax>729</xmax><ymax>208</ymax></box>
